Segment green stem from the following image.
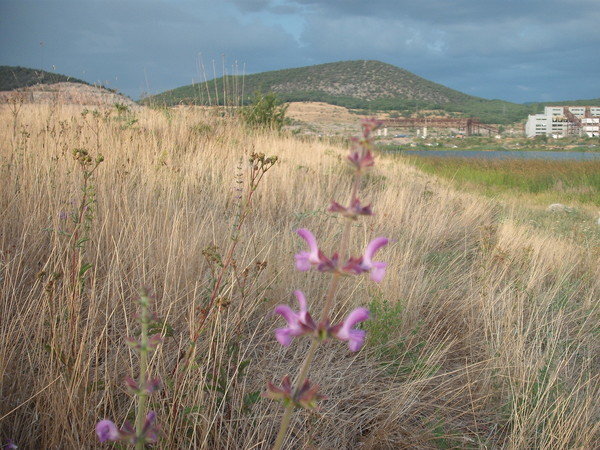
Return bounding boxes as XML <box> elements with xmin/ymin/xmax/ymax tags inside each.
<box><xmin>135</xmin><ymin>296</ymin><xmax>150</xmax><ymax>450</ymax></box>
<box><xmin>272</xmin><ymin>404</ymin><xmax>294</xmax><ymax>450</ymax></box>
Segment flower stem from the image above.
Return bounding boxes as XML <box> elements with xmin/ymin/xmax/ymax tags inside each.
<box><xmin>135</xmin><ymin>295</ymin><xmax>150</xmax><ymax>450</ymax></box>
<box><xmin>272</xmin><ymin>339</ymin><xmax>319</xmax><ymax>450</ymax></box>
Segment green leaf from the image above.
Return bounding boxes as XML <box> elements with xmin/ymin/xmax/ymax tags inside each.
<box><xmin>78</xmin><ymin>262</ymin><xmax>93</xmax><ymax>278</ymax></box>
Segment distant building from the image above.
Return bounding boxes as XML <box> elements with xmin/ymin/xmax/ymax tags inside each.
<box><xmin>525</xmin><ymin>106</ymin><xmax>600</xmax><ymax>138</ymax></box>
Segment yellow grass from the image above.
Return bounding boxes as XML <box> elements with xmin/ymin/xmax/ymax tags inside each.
<box><xmin>0</xmin><ymin>104</ymin><xmax>598</xmax><ymax>448</ymax></box>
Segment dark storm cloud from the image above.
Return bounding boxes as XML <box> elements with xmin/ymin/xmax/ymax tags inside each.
<box><xmin>1</xmin><ymin>0</ymin><xmax>598</xmax><ymax>102</ymax></box>
<box><xmin>289</xmin><ymin>0</ymin><xmax>598</xmax><ymax>25</ymax></box>
<box><xmin>287</xmin><ymin>0</ymin><xmax>600</xmax><ymax>101</ymax></box>
<box><xmin>0</xmin><ymin>0</ymin><xmax>302</xmax><ymax>97</ymax></box>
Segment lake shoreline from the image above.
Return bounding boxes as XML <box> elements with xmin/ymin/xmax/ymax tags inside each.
<box><xmin>386</xmin><ymin>149</ymin><xmax>600</xmax><ymax>160</ymax></box>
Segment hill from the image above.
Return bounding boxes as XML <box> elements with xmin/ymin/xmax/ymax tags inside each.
<box><xmin>0</xmin><ymin>82</ymin><xmax>138</xmax><ymax>108</ymax></box>
<box><xmin>534</xmin><ymin>98</ymin><xmax>600</xmax><ymax>107</ymax></box>
<box><xmin>0</xmin><ymin>65</ymin><xmax>89</xmax><ymax>91</ymax></box>
<box><xmin>144</xmin><ymin>60</ymin><xmax>537</xmax><ymax>124</ymax></box>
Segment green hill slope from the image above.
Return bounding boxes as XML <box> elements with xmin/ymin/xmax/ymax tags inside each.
<box><xmin>0</xmin><ymin>66</ymin><xmax>89</xmax><ymax>91</ymax></box>
<box><xmin>144</xmin><ymin>60</ymin><xmax>537</xmax><ymax>124</ymax></box>
<box><xmin>535</xmin><ymin>98</ymin><xmax>600</xmax><ymax>107</ymax></box>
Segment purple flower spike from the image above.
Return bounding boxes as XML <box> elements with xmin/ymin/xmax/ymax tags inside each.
<box><xmin>295</xmin><ymin>229</ymin><xmax>321</xmax><ymax>271</ymax></box>
<box><xmin>96</xmin><ymin>420</ymin><xmax>121</xmax><ymax>443</ymax></box>
<box><xmin>331</xmin><ymin>308</ymin><xmax>370</xmax><ymax>351</ymax></box>
<box><xmin>274</xmin><ymin>290</ymin><xmax>316</xmax><ymax>346</ymax></box>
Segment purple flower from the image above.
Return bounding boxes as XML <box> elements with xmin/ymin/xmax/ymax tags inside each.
<box><xmin>328</xmin><ymin>197</ymin><xmax>373</xmax><ymax>220</ymax></box>
<box><xmin>346</xmin><ymin>118</ymin><xmax>382</xmax><ymax>171</ymax></box>
<box><xmin>264</xmin><ymin>375</ymin><xmax>325</xmax><ymax>410</ymax></box>
<box><xmin>347</xmin><ymin>145</ymin><xmax>375</xmax><ymax>171</ymax></box>
<box><xmin>264</xmin><ymin>374</ymin><xmax>293</xmax><ymax>402</ymax></box>
<box><xmin>330</xmin><ymin>308</ymin><xmax>370</xmax><ymax>351</ymax></box>
<box><xmin>294</xmin><ymin>229</ymin><xmax>321</xmax><ymax>270</ymax></box>
<box><xmin>344</xmin><ymin>237</ymin><xmax>389</xmax><ymax>282</ymax></box>
<box><xmin>96</xmin><ymin>420</ymin><xmax>121</xmax><ymax>443</ymax></box>
<box><xmin>3</xmin><ymin>440</ymin><xmax>18</xmax><ymax>450</ymax></box>
<box><xmin>123</xmin><ymin>375</ymin><xmax>140</xmax><ymax>392</ymax></box>
<box><xmin>145</xmin><ymin>377</ymin><xmax>161</xmax><ymax>393</ymax></box>
<box><xmin>141</xmin><ymin>411</ymin><xmax>159</xmax><ymax>443</ymax></box>
<box><xmin>294</xmin><ymin>229</ymin><xmax>338</xmax><ymax>272</ymax></box>
<box><xmin>123</xmin><ymin>376</ymin><xmax>161</xmax><ymax>394</ymax></box>
<box><xmin>274</xmin><ymin>290</ymin><xmax>317</xmax><ymax>346</ymax></box>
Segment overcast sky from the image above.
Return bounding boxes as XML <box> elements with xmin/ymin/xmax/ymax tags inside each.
<box><xmin>1</xmin><ymin>0</ymin><xmax>599</xmax><ymax>103</ymax></box>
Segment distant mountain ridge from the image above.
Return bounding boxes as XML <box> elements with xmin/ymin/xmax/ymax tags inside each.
<box><xmin>144</xmin><ymin>60</ymin><xmax>540</xmax><ymax>124</ymax></box>
<box><xmin>0</xmin><ymin>66</ymin><xmax>89</xmax><ymax>91</ymax></box>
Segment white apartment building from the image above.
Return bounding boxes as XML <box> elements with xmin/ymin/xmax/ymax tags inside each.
<box><xmin>525</xmin><ymin>106</ymin><xmax>600</xmax><ymax>138</ymax></box>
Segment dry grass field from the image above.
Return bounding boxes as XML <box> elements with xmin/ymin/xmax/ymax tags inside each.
<box><xmin>0</xmin><ymin>104</ymin><xmax>598</xmax><ymax>448</ymax></box>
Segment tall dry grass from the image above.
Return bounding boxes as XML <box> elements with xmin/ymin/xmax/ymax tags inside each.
<box><xmin>0</xmin><ymin>104</ymin><xmax>598</xmax><ymax>448</ymax></box>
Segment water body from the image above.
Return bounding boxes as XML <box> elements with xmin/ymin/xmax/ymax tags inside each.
<box><xmin>397</xmin><ymin>150</ymin><xmax>600</xmax><ymax>161</ymax></box>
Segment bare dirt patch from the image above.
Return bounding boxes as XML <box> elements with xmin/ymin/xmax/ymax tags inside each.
<box><xmin>0</xmin><ymin>82</ymin><xmax>138</xmax><ymax>109</ymax></box>
<box><xmin>286</xmin><ymin>101</ymin><xmax>365</xmax><ymax>124</ymax></box>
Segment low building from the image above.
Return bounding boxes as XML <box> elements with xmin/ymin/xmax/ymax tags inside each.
<box><xmin>525</xmin><ymin>106</ymin><xmax>600</xmax><ymax>138</ymax></box>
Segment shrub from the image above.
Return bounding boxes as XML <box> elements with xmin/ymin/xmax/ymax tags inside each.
<box><xmin>241</xmin><ymin>92</ymin><xmax>288</xmax><ymax>130</ymax></box>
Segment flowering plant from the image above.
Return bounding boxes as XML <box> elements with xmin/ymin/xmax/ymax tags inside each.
<box><xmin>95</xmin><ymin>291</ymin><xmax>162</xmax><ymax>449</ymax></box>
<box><xmin>267</xmin><ymin>119</ymin><xmax>389</xmax><ymax>449</ymax></box>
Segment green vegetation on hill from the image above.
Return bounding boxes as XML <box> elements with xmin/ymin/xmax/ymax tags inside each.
<box><xmin>533</xmin><ymin>98</ymin><xmax>600</xmax><ymax>107</ymax></box>
<box><xmin>144</xmin><ymin>60</ymin><xmax>538</xmax><ymax>124</ymax></box>
<box><xmin>0</xmin><ymin>65</ymin><xmax>89</xmax><ymax>91</ymax></box>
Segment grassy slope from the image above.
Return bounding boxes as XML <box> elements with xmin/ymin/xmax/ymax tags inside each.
<box><xmin>0</xmin><ymin>65</ymin><xmax>89</xmax><ymax>91</ymax></box>
<box><xmin>1</xmin><ymin>105</ymin><xmax>598</xmax><ymax>448</ymax></box>
<box><xmin>144</xmin><ymin>60</ymin><xmax>536</xmax><ymax>124</ymax></box>
<box><xmin>534</xmin><ymin>98</ymin><xmax>600</xmax><ymax>107</ymax></box>
<box><xmin>402</xmin><ymin>156</ymin><xmax>600</xmax><ymax>205</ymax></box>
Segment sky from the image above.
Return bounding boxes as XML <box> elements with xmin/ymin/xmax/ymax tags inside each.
<box><xmin>1</xmin><ymin>0</ymin><xmax>599</xmax><ymax>103</ymax></box>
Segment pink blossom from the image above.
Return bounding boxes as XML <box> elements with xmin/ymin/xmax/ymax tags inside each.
<box><xmin>343</xmin><ymin>237</ymin><xmax>389</xmax><ymax>282</ymax></box>
<box><xmin>274</xmin><ymin>290</ymin><xmax>317</xmax><ymax>346</ymax></box>
<box><xmin>95</xmin><ymin>420</ymin><xmax>121</xmax><ymax>443</ymax></box>
<box><xmin>330</xmin><ymin>307</ymin><xmax>370</xmax><ymax>351</ymax></box>
<box><xmin>295</xmin><ymin>229</ymin><xmax>338</xmax><ymax>272</ymax></box>
<box><xmin>294</xmin><ymin>229</ymin><xmax>321</xmax><ymax>271</ymax></box>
